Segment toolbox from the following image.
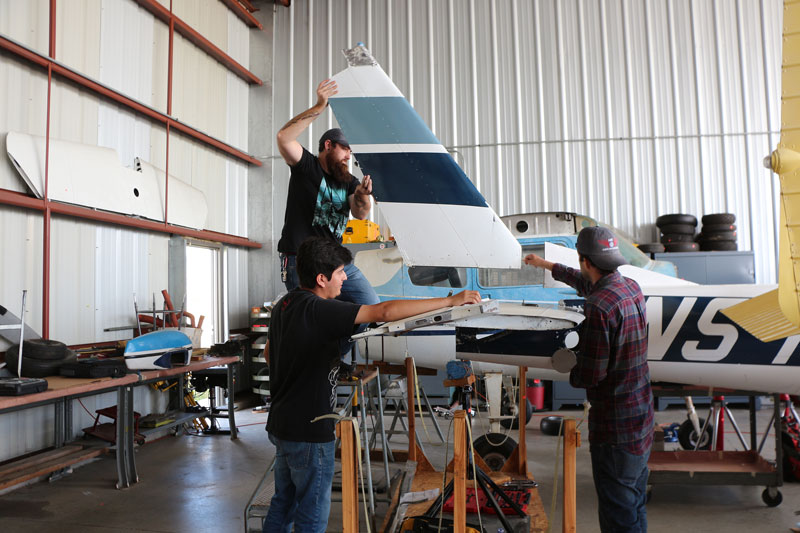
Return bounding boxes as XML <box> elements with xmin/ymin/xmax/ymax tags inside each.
<box><xmin>59</xmin><ymin>357</ymin><xmax>128</xmax><ymax>379</ymax></box>
<box><xmin>0</xmin><ymin>377</ymin><xmax>48</xmax><ymax>396</ymax></box>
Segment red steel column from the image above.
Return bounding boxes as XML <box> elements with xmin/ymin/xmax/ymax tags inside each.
<box><xmin>42</xmin><ymin>0</ymin><xmax>57</xmax><ymax>338</ymax></box>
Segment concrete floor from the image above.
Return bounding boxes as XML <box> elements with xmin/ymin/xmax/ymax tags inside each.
<box><xmin>0</xmin><ymin>400</ymin><xmax>798</xmax><ymax>532</ymax></box>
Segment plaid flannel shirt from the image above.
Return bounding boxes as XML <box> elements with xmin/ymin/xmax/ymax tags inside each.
<box><xmin>553</xmin><ymin>263</ymin><xmax>654</xmax><ymax>455</ymax></box>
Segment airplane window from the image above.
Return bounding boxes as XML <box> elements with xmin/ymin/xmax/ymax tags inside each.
<box><xmin>408</xmin><ymin>266</ymin><xmax>468</xmax><ymax>288</ymax></box>
<box><xmin>478</xmin><ymin>245</ymin><xmax>545</xmax><ymax>287</ymax></box>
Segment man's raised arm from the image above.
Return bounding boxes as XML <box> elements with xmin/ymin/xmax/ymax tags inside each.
<box><xmin>276</xmin><ymin>79</ymin><xmax>337</xmax><ymax>166</ymax></box>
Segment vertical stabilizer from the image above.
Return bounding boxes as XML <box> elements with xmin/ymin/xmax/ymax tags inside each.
<box><xmin>329</xmin><ymin>45</ymin><xmax>521</xmax><ymax>269</ymax></box>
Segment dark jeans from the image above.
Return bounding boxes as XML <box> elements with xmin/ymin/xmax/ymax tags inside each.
<box><xmin>590</xmin><ymin>443</ymin><xmax>650</xmax><ymax>533</ymax></box>
<box><xmin>280</xmin><ymin>253</ymin><xmax>379</xmax><ymax>357</ymax></box>
<box><xmin>264</xmin><ymin>434</ymin><xmax>336</xmax><ymax>533</ymax></box>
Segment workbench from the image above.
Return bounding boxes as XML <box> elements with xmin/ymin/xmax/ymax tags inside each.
<box><xmin>0</xmin><ymin>355</ymin><xmax>239</xmax><ymax>490</ymax></box>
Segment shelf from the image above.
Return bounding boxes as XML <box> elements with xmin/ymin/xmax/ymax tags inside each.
<box><xmin>250</xmin><ymin>311</ymin><xmax>270</xmax><ymax>319</ymax></box>
<box><xmin>252</xmin><ymin>387</ymin><xmax>270</xmax><ymax>396</ymax></box>
<box><xmin>252</xmin><ymin>375</ymin><xmax>269</xmax><ymax>382</ymax></box>
<box><xmin>252</xmin><ymin>357</ymin><xmax>267</xmax><ymax>364</ymax></box>
<box><xmin>251</xmin><ymin>326</ymin><xmax>268</xmax><ymax>333</ymax></box>
<box><xmin>252</xmin><ymin>343</ymin><xmax>266</xmax><ymax>350</ymax></box>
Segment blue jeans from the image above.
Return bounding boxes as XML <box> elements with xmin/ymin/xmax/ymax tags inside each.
<box><xmin>589</xmin><ymin>444</ymin><xmax>650</xmax><ymax>533</ymax></box>
<box><xmin>280</xmin><ymin>254</ymin><xmax>379</xmax><ymax>357</ymax></box>
<box><xmin>264</xmin><ymin>434</ymin><xmax>336</xmax><ymax>533</ymax></box>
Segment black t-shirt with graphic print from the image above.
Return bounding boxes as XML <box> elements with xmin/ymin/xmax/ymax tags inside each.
<box><xmin>277</xmin><ymin>148</ymin><xmax>359</xmax><ymax>254</ymax></box>
<box><xmin>266</xmin><ymin>289</ymin><xmax>361</xmax><ymax>442</ymax></box>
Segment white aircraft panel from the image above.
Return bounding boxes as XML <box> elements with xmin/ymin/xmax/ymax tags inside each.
<box><xmin>378</xmin><ymin>202</ymin><xmax>521</xmax><ymax>268</ymax></box>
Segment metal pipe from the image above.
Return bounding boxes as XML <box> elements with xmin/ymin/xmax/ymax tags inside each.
<box><xmin>554</xmin><ymin>0</ymin><xmax>570</xmax><ymax>213</ymax></box>
<box><xmin>468</xmin><ymin>0</ymin><xmax>480</xmax><ymax>192</ymax></box>
<box><xmin>444</xmin><ymin>130</ymin><xmax>775</xmax><ymax>151</ymax></box>
<box><xmin>510</xmin><ymin>0</ymin><xmax>525</xmax><ymax>214</ymax></box>
<box><xmin>599</xmin><ymin>0</ymin><xmax>618</xmax><ymax>227</ymax></box>
<box><xmin>577</xmin><ymin>0</ymin><xmax>594</xmax><ymax>218</ymax></box>
<box><xmin>533</xmin><ymin>1</ymin><xmax>546</xmax><ymax>209</ymax></box>
<box><xmin>447</xmin><ymin>0</ymin><xmax>457</xmax><ymax>148</ymax></box>
<box><xmin>407</xmin><ymin>0</ymin><xmax>413</xmax><ymax>105</ymax></box>
<box><xmin>43</xmin><ymin>0</ymin><xmax>55</xmax><ymax>338</ymax></box>
<box><xmin>734</xmin><ymin>0</ymin><xmax>755</xmax><ymax>256</ymax></box>
<box><xmin>489</xmin><ymin>0</ymin><xmax>503</xmax><ymax>214</ymax></box>
<box><xmin>666</xmin><ymin>0</ymin><xmax>685</xmax><ymax>213</ymax></box>
<box><xmin>643</xmin><ymin>0</ymin><xmax>662</xmax><ymax>218</ymax></box>
<box><xmin>688</xmin><ymin>0</ymin><xmax>707</xmax><ymax>214</ymax></box>
<box><xmin>427</xmin><ymin>0</ymin><xmax>435</xmax><ymax>136</ymax></box>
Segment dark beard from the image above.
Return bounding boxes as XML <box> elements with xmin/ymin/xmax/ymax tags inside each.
<box><xmin>324</xmin><ymin>152</ymin><xmax>353</xmax><ymax>185</ymax></box>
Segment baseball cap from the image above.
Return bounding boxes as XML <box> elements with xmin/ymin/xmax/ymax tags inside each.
<box><xmin>576</xmin><ymin>226</ymin><xmax>628</xmax><ymax>271</ymax></box>
<box><xmin>318</xmin><ymin>128</ymin><xmax>350</xmax><ymax>151</ymax></box>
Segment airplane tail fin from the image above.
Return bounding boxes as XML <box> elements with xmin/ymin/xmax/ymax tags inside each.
<box><xmin>722</xmin><ymin>3</ymin><xmax>800</xmax><ymax>341</ymax></box>
<box><xmin>328</xmin><ymin>45</ymin><xmax>521</xmax><ymax>269</ymax></box>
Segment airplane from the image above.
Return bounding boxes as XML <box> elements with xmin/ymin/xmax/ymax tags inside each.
<box><xmin>325</xmin><ymin>44</ymin><xmax>800</xmax><ymax>463</ymax></box>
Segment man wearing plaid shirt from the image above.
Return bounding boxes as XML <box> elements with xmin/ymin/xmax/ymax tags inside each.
<box><xmin>525</xmin><ymin>226</ymin><xmax>653</xmax><ymax>533</ymax></box>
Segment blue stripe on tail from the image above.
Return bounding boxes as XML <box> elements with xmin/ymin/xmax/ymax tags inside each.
<box><xmin>330</xmin><ymin>97</ymin><xmax>440</xmax><ymax>145</ymax></box>
<box><xmin>355</xmin><ymin>152</ymin><xmax>486</xmax><ymax>207</ymax></box>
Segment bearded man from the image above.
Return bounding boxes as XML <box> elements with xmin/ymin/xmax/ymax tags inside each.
<box><xmin>275</xmin><ymin>79</ymin><xmax>380</xmax><ymax>359</ymax></box>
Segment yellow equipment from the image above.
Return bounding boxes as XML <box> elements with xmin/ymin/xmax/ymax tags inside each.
<box><xmin>342</xmin><ymin>220</ymin><xmax>381</xmax><ymax>243</ymax></box>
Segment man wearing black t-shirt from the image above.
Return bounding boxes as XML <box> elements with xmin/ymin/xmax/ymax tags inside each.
<box><xmin>275</xmin><ymin>78</ymin><xmax>379</xmax><ymax>313</ymax></box>
<box><xmin>264</xmin><ymin>237</ymin><xmax>480</xmax><ymax>533</ymax></box>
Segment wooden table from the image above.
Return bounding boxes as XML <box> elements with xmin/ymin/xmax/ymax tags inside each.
<box><xmin>0</xmin><ymin>355</ymin><xmax>239</xmax><ymax>489</ymax></box>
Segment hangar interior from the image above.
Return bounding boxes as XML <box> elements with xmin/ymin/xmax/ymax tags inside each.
<box><xmin>0</xmin><ymin>0</ymin><xmax>799</xmax><ymax>532</ymax></box>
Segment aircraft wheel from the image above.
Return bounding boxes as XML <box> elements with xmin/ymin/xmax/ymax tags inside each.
<box><xmin>678</xmin><ymin>418</ymin><xmax>713</xmax><ymax>450</ymax></box>
<box><xmin>473</xmin><ymin>433</ymin><xmax>516</xmax><ymax>471</ymax></box>
<box><xmin>761</xmin><ymin>487</ymin><xmax>782</xmax><ymax>507</ymax></box>
<box><xmin>500</xmin><ymin>398</ymin><xmax>533</xmax><ymax>429</ymax></box>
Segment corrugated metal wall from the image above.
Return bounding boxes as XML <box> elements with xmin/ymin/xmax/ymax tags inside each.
<box><xmin>0</xmin><ymin>0</ymin><xmax>252</xmax><ymax>461</ymax></box>
<box><xmin>272</xmin><ymin>0</ymin><xmax>782</xmax><ymax>284</ymax></box>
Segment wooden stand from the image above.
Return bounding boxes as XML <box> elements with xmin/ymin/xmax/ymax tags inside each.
<box><xmin>337</xmin><ymin>418</ymin><xmax>359</xmax><ymax>533</ymax></box>
<box><xmin>389</xmin><ymin>360</ymin><xmax>547</xmax><ymax>532</ymax></box>
<box><xmin>562</xmin><ymin>418</ymin><xmax>580</xmax><ymax>533</ymax></box>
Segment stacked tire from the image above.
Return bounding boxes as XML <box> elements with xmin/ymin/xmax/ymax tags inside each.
<box><xmin>4</xmin><ymin>338</ymin><xmax>75</xmax><ymax>377</ymax></box>
<box><xmin>656</xmin><ymin>214</ymin><xmax>699</xmax><ymax>253</ymax></box>
<box><xmin>698</xmin><ymin>213</ymin><xmax>737</xmax><ymax>251</ymax></box>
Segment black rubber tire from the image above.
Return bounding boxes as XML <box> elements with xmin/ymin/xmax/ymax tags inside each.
<box><xmin>5</xmin><ymin>345</ymin><xmax>76</xmax><ymax>377</ymax></box>
<box><xmin>702</xmin><ymin>213</ymin><xmax>736</xmax><ymax>225</ymax></box>
<box><xmin>473</xmin><ymin>433</ymin><xmax>517</xmax><ymax>471</ymax></box>
<box><xmin>540</xmin><ymin>415</ymin><xmax>564</xmax><ymax>436</ymax></box>
<box><xmin>656</xmin><ymin>214</ymin><xmax>697</xmax><ymax>227</ymax></box>
<box><xmin>658</xmin><ymin>223</ymin><xmax>696</xmax><ymax>235</ymax></box>
<box><xmin>20</xmin><ymin>338</ymin><xmax>68</xmax><ymax>360</ymax></box>
<box><xmin>678</xmin><ymin>418</ymin><xmax>713</xmax><ymax>450</ymax></box>
<box><xmin>700</xmin><ymin>241</ymin><xmax>738</xmax><ymax>251</ymax></box>
<box><xmin>637</xmin><ymin>243</ymin><xmax>665</xmax><ymax>254</ymax></box>
<box><xmin>702</xmin><ymin>223</ymin><xmax>736</xmax><ymax>233</ymax></box>
<box><xmin>761</xmin><ymin>487</ymin><xmax>783</xmax><ymax>507</ymax></box>
<box><xmin>660</xmin><ymin>234</ymin><xmax>695</xmax><ymax>244</ymax></box>
<box><xmin>700</xmin><ymin>231</ymin><xmax>737</xmax><ymax>242</ymax></box>
<box><xmin>500</xmin><ymin>398</ymin><xmax>533</xmax><ymax>429</ymax></box>
<box><xmin>664</xmin><ymin>242</ymin><xmax>699</xmax><ymax>252</ymax></box>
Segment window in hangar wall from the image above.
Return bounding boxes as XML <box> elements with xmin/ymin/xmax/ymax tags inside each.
<box><xmin>185</xmin><ymin>241</ymin><xmax>226</xmax><ymax>348</ymax></box>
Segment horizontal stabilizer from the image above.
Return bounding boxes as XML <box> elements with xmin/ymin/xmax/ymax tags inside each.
<box><xmin>721</xmin><ymin>289</ymin><xmax>800</xmax><ymax>342</ymax></box>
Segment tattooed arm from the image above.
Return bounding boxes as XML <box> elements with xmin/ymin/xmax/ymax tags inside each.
<box><xmin>276</xmin><ymin>79</ymin><xmax>338</xmax><ymax>166</ymax></box>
